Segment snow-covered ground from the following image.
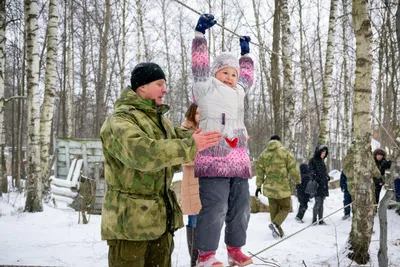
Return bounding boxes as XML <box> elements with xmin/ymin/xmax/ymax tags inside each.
<box><xmin>1</xmin><ymin>174</ymin><xmax>400</xmax><ymax>267</ymax></box>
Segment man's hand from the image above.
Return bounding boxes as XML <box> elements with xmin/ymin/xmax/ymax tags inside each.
<box><xmin>255</xmin><ymin>188</ymin><xmax>262</xmax><ymax>197</ymax></box>
<box><xmin>192</xmin><ymin>128</ymin><xmax>222</xmax><ymax>152</ymax></box>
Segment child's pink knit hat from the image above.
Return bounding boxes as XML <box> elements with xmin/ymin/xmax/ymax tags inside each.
<box><xmin>211</xmin><ymin>52</ymin><xmax>240</xmax><ymax>77</ymax></box>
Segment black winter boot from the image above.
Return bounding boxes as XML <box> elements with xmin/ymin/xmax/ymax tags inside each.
<box><xmin>186</xmin><ymin>226</ymin><xmax>198</xmax><ymax>267</ymax></box>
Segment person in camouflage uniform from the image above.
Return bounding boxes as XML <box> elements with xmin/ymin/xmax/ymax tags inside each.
<box><xmin>256</xmin><ymin>135</ymin><xmax>301</xmax><ymax>238</ymax></box>
<box><xmin>100</xmin><ymin>62</ymin><xmax>222</xmax><ymax>267</ymax></box>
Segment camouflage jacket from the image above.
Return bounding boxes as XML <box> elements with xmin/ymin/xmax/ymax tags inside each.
<box><xmin>256</xmin><ymin>140</ymin><xmax>301</xmax><ymax>199</ymax></box>
<box><xmin>342</xmin><ymin>147</ymin><xmax>381</xmax><ymax>196</ymax></box>
<box><xmin>100</xmin><ymin>87</ymin><xmax>196</xmax><ymax>241</ymax></box>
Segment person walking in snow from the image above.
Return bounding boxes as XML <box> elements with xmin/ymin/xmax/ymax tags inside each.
<box><xmin>340</xmin><ymin>171</ymin><xmax>352</xmax><ymax>220</ymax></box>
<box><xmin>100</xmin><ymin>62</ymin><xmax>222</xmax><ymax>267</ymax></box>
<box><xmin>256</xmin><ymin>135</ymin><xmax>301</xmax><ymax>238</ymax></box>
<box><xmin>295</xmin><ymin>162</ymin><xmax>311</xmax><ymax>223</ymax></box>
<box><xmin>191</xmin><ymin>14</ymin><xmax>254</xmax><ymax>267</ymax></box>
<box><xmin>372</xmin><ymin>148</ymin><xmax>392</xmax><ymax>204</ymax></box>
<box><xmin>308</xmin><ymin>145</ymin><xmax>330</xmax><ymax>225</ymax></box>
<box><xmin>180</xmin><ymin>103</ymin><xmax>201</xmax><ymax>267</ymax></box>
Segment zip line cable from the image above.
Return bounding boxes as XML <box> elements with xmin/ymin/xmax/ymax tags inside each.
<box><xmin>248</xmin><ymin>202</ymin><xmax>356</xmax><ymax>259</ymax></box>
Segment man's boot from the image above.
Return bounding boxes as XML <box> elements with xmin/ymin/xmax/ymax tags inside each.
<box><xmin>186</xmin><ymin>226</ymin><xmax>198</xmax><ymax>267</ymax></box>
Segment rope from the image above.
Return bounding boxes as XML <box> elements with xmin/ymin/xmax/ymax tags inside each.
<box><xmin>370</xmin><ymin>112</ymin><xmax>400</xmax><ymax>150</ymax></box>
<box><xmin>172</xmin><ymin>0</ymin><xmax>260</xmax><ymax>47</ymax></box>
<box><xmin>248</xmin><ymin>201</ymin><xmax>355</xmax><ymax>259</ymax></box>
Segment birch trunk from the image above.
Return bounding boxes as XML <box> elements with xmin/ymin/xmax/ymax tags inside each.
<box><xmin>342</xmin><ymin>0</ymin><xmax>351</xmax><ymax>150</ymax></box>
<box><xmin>396</xmin><ymin>1</ymin><xmax>400</xmax><ymax>57</ymax></box>
<box><xmin>121</xmin><ymin>0</ymin><xmax>126</xmax><ymax>91</ymax></box>
<box><xmin>24</xmin><ymin>0</ymin><xmax>43</xmax><ymax>212</ymax></box>
<box><xmin>95</xmin><ymin>0</ymin><xmax>110</xmax><ymax>136</ymax></box>
<box><xmin>80</xmin><ymin>1</ymin><xmax>88</xmax><ymax>137</ymax></box>
<box><xmin>40</xmin><ymin>0</ymin><xmax>58</xmax><ymax>202</ymax></box>
<box><xmin>271</xmin><ymin>0</ymin><xmax>281</xmax><ymax>136</ymax></box>
<box><xmin>67</xmin><ymin>0</ymin><xmax>74</xmax><ymax>138</ymax></box>
<box><xmin>137</xmin><ymin>0</ymin><xmax>149</xmax><ymax>61</ymax></box>
<box><xmin>281</xmin><ymin>0</ymin><xmax>294</xmax><ymax>149</ymax></box>
<box><xmin>252</xmin><ymin>0</ymin><xmax>272</xmax><ymax>118</ymax></box>
<box><xmin>298</xmin><ymin>0</ymin><xmax>311</xmax><ymax>158</ymax></box>
<box><xmin>160</xmin><ymin>0</ymin><xmax>172</xmax><ymax>105</ymax></box>
<box><xmin>318</xmin><ymin>0</ymin><xmax>338</xmax><ymax>145</ymax></box>
<box><xmin>178</xmin><ymin>11</ymin><xmax>189</xmax><ymax>122</ymax></box>
<box><xmin>0</xmin><ymin>0</ymin><xmax>5</xmax><ymax>196</ymax></box>
<box><xmin>348</xmin><ymin>0</ymin><xmax>374</xmax><ymax>263</ymax></box>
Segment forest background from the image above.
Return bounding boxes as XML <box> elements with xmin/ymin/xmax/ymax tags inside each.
<box><xmin>0</xmin><ymin>0</ymin><xmax>400</xmax><ymax>263</ymax></box>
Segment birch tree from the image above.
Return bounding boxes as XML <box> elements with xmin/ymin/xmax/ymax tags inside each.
<box><xmin>0</xmin><ymin>0</ymin><xmax>5</xmax><ymax>196</ymax></box>
<box><xmin>252</xmin><ymin>0</ymin><xmax>272</xmax><ymax>119</ymax></box>
<box><xmin>298</xmin><ymin>0</ymin><xmax>311</xmax><ymax>157</ymax></box>
<box><xmin>271</xmin><ymin>0</ymin><xmax>281</xmax><ymax>136</ymax></box>
<box><xmin>67</xmin><ymin>0</ymin><xmax>74</xmax><ymax>138</ymax></box>
<box><xmin>318</xmin><ymin>0</ymin><xmax>338</xmax><ymax>145</ymax></box>
<box><xmin>40</xmin><ymin>0</ymin><xmax>58</xmax><ymax>202</ymax></box>
<box><xmin>94</xmin><ymin>0</ymin><xmax>110</xmax><ymax>136</ymax></box>
<box><xmin>342</xmin><ymin>0</ymin><xmax>351</xmax><ymax>150</ymax></box>
<box><xmin>24</xmin><ymin>0</ymin><xmax>43</xmax><ymax>212</ymax></box>
<box><xmin>120</xmin><ymin>0</ymin><xmax>126</xmax><ymax>91</ymax></box>
<box><xmin>348</xmin><ymin>0</ymin><xmax>375</xmax><ymax>263</ymax></box>
<box><xmin>281</xmin><ymin>0</ymin><xmax>294</xmax><ymax>149</ymax></box>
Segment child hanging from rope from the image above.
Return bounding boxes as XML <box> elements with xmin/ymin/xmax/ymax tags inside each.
<box><xmin>191</xmin><ymin>14</ymin><xmax>254</xmax><ymax>267</ymax></box>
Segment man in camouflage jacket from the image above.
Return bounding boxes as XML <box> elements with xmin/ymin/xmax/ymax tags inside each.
<box><xmin>100</xmin><ymin>62</ymin><xmax>222</xmax><ymax>267</ymax></box>
<box><xmin>255</xmin><ymin>135</ymin><xmax>301</xmax><ymax>238</ymax></box>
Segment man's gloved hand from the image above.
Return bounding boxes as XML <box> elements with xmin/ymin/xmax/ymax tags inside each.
<box><xmin>255</xmin><ymin>188</ymin><xmax>262</xmax><ymax>197</ymax></box>
<box><xmin>195</xmin><ymin>14</ymin><xmax>217</xmax><ymax>34</ymax></box>
<box><xmin>240</xmin><ymin>36</ymin><xmax>251</xmax><ymax>55</ymax></box>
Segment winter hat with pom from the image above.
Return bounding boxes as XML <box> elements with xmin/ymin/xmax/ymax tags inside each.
<box><xmin>130</xmin><ymin>62</ymin><xmax>166</xmax><ymax>91</ymax></box>
<box><xmin>211</xmin><ymin>52</ymin><xmax>240</xmax><ymax>77</ymax></box>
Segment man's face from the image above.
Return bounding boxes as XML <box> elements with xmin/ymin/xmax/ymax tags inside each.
<box><xmin>139</xmin><ymin>79</ymin><xmax>167</xmax><ymax>105</ymax></box>
<box><xmin>376</xmin><ymin>154</ymin><xmax>383</xmax><ymax>161</ymax></box>
<box><xmin>320</xmin><ymin>150</ymin><xmax>326</xmax><ymax>159</ymax></box>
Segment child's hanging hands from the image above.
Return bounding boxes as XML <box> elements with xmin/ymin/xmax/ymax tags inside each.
<box><xmin>240</xmin><ymin>36</ymin><xmax>251</xmax><ymax>55</ymax></box>
<box><xmin>195</xmin><ymin>14</ymin><xmax>217</xmax><ymax>34</ymax></box>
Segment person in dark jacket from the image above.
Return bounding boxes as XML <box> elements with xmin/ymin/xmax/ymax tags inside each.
<box><xmin>340</xmin><ymin>171</ymin><xmax>352</xmax><ymax>220</ymax></box>
<box><xmin>395</xmin><ymin>178</ymin><xmax>400</xmax><ymax>202</ymax></box>
<box><xmin>372</xmin><ymin>148</ymin><xmax>391</xmax><ymax>204</ymax></box>
<box><xmin>295</xmin><ymin>163</ymin><xmax>311</xmax><ymax>223</ymax></box>
<box><xmin>308</xmin><ymin>145</ymin><xmax>330</xmax><ymax>225</ymax></box>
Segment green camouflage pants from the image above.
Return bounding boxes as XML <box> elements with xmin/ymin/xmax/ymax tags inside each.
<box><xmin>268</xmin><ymin>197</ymin><xmax>291</xmax><ymax>235</ymax></box>
<box><xmin>107</xmin><ymin>231</ymin><xmax>174</xmax><ymax>267</ymax></box>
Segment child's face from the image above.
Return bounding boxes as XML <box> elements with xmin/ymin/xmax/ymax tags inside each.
<box><xmin>215</xmin><ymin>67</ymin><xmax>238</xmax><ymax>88</ymax></box>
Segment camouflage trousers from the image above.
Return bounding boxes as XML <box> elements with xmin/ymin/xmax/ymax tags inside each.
<box><xmin>268</xmin><ymin>197</ymin><xmax>291</xmax><ymax>236</ymax></box>
<box><xmin>107</xmin><ymin>231</ymin><xmax>174</xmax><ymax>267</ymax></box>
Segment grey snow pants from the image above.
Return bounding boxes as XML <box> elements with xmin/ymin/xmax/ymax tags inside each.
<box><xmin>195</xmin><ymin>177</ymin><xmax>251</xmax><ymax>251</ymax></box>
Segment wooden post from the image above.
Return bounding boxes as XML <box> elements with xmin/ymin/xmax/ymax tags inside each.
<box><xmin>378</xmin><ymin>189</ymin><xmax>393</xmax><ymax>267</ymax></box>
<box><xmin>65</xmin><ymin>141</ymin><xmax>70</xmax><ymax>173</ymax></box>
<box><xmin>53</xmin><ymin>135</ymin><xmax>58</xmax><ymax>178</ymax></box>
<box><xmin>82</xmin><ymin>142</ymin><xmax>88</xmax><ymax>177</ymax></box>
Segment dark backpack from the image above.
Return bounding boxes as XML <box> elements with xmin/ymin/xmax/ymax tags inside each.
<box><xmin>305</xmin><ymin>176</ymin><xmax>319</xmax><ymax>198</ymax></box>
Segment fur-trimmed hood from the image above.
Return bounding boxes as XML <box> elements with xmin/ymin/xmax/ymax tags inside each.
<box><xmin>373</xmin><ymin>148</ymin><xmax>387</xmax><ymax>159</ymax></box>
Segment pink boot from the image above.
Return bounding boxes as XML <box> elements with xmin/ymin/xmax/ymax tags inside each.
<box><xmin>227</xmin><ymin>246</ymin><xmax>253</xmax><ymax>267</ymax></box>
<box><xmin>196</xmin><ymin>251</ymin><xmax>224</xmax><ymax>267</ymax></box>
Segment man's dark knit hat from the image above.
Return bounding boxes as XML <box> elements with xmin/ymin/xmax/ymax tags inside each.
<box><xmin>270</xmin><ymin>134</ymin><xmax>281</xmax><ymax>141</ymax></box>
<box><xmin>130</xmin><ymin>62</ymin><xmax>166</xmax><ymax>91</ymax></box>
